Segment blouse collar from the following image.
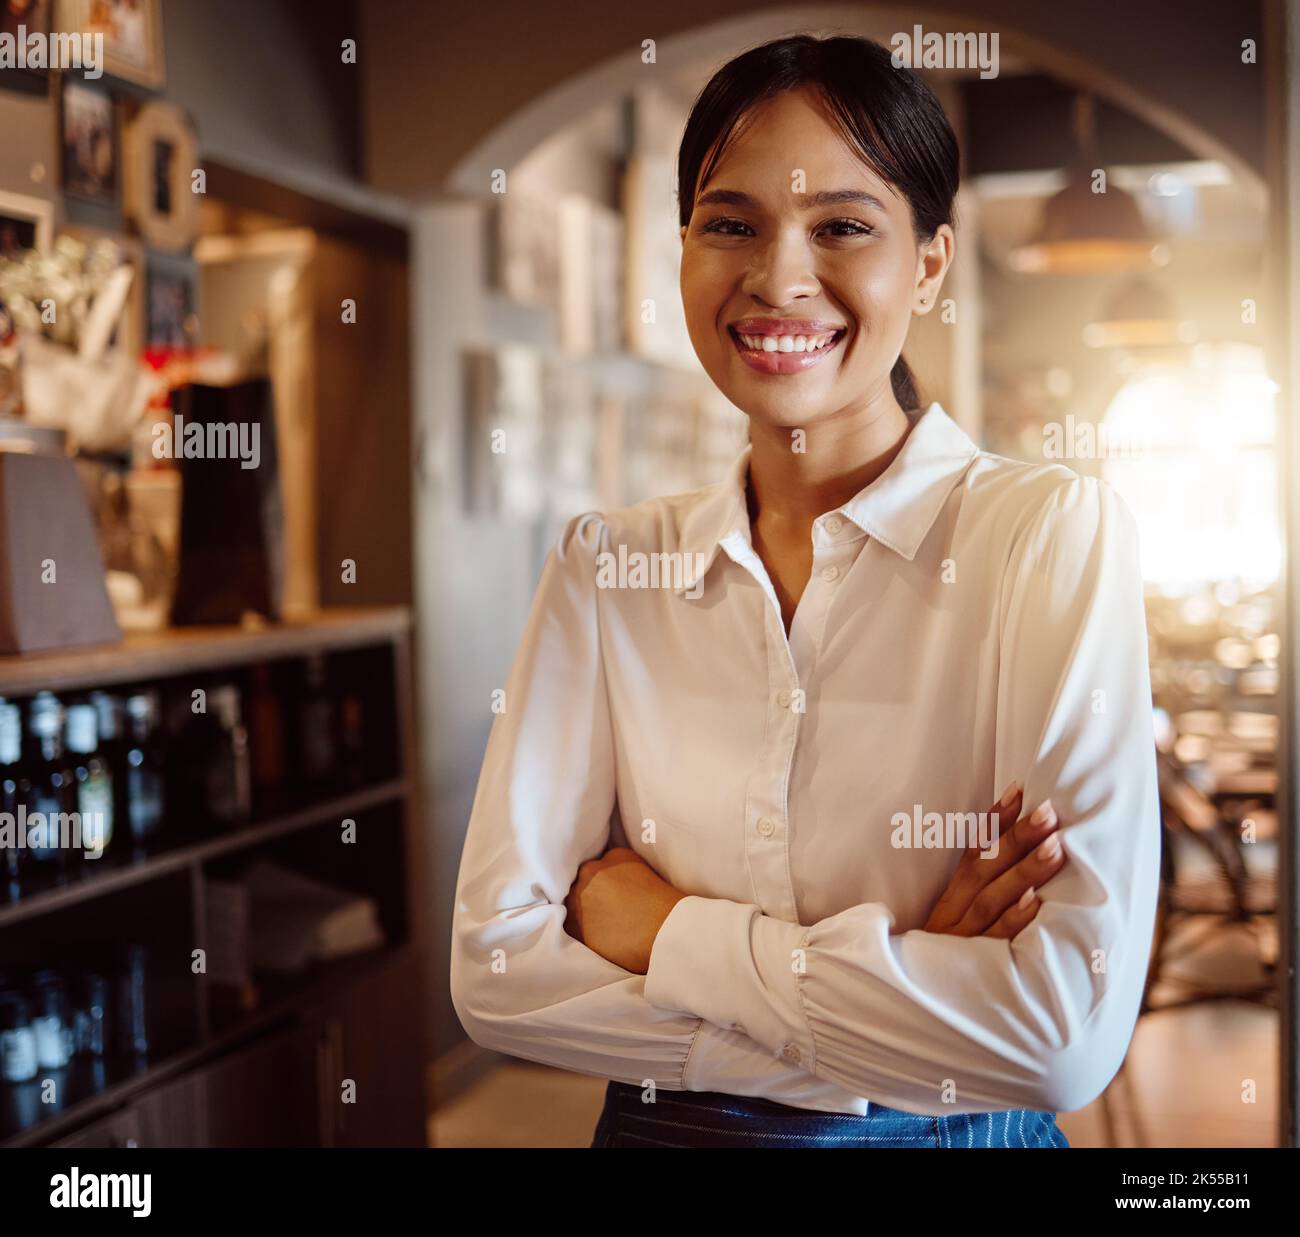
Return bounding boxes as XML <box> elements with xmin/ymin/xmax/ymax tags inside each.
<box><xmin>674</xmin><ymin>401</ymin><xmax>981</xmax><ymax>595</ymax></box>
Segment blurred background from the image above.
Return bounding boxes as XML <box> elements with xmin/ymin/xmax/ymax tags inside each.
<box><xmin>0</xmin><ymin>0</ymin><xmax>1296</xmax><ymax>1149</ymax></box>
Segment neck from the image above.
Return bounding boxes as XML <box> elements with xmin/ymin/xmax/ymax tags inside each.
<box><xmin>745</xmin><ymin>389</ymin><xmax>918</xmax><ymax>529</ymax></box>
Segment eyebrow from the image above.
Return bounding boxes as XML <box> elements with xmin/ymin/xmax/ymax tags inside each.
<box><xmin>694</xmin><ymin>188</ymin><xmax>889</xmax><ymax>212</ymax></box>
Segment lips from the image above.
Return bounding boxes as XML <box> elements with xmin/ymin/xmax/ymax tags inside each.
<box><xmin>727</xmin><ymin>320</ymin><xmax>848</xmax><ymax>375</ymax></box>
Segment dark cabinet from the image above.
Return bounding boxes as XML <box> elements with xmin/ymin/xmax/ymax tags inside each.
<box><xmin>51</xmin><ymin>947</ymin><xmax>425</xmax><ymax>1148</ymax></box>
<box><xmin>310</xmin><ymin>947</ymin><xmax>426</xmax><ymax>1147</ymax></box>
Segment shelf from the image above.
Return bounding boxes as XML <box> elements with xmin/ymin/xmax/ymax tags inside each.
<box><xmin>0</xmin><ymin>606</ymin><xmax>411</xmax><ymax>696</ymax></box>
<box><xmin>0</xmin><ymin>778</ymin><xmax>409</xmax><ymax>929</ymax></box>
<box><xmin>1</xmin><ymin>942</ymin><xmax>412</xmax><ymax>1148</ymax></box>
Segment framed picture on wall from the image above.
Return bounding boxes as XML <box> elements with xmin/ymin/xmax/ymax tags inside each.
<box><xmin>623</xmin><ymin>153</ymin><xmax>697</xmax><ymax>370</ymax></box>
<box><xmin>145</xmin><ymin>250</ymin><xmax>198</xmax><ymax>349</ymax></box>
<box><xmin>0</xmin><ymin>187</ymin><xmax>53</xmax><ymax>256</ymax></box>
<box><xmin>491</xmin><ymin>188</ymin><xmax>561</xmax><ymax>318</ymax></box>
<box><xmin>58</xmin><ymin>0</ymin><xmax>164</xmax><ymax>88</ymax></box>
<box><xmin>60</xmin><ymin>77</ymin><xmax>117</xmax><ymax>204</ymax></box>
<box><xmin>0</xmin><ymin>0</ymin><xmax>53</xmax><ymax>93</ymax></box>
<box><xmin>123</xmin><ymin>98</ymin><xmax>198</xmax><ymax>252</ymax></box>
<box><xmin>461</xmin><ymin>345</ymin><xmax>546</xmax><ymax>521</ymax></box>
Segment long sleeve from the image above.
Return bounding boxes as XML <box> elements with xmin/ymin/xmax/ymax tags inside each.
<box><xmin>450</xmin><ymin>509</ymin><xmax>866</xmax><ymax>1107</ymax></box>
<box><xmin>643</xmin><ymin>474</ymin><xmax>1161</xmax><ymax>1115</ymax></box>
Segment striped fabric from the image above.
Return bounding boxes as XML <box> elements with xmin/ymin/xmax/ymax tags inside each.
<box><xmin>590</xmin><ymin>1082</ymin><xmax>1069</xmax><ymax>1148</ymax></box>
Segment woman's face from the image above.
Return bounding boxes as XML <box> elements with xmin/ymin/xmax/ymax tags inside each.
<box><xmin>679</xmin><ymin>88</ymin><xmax>951</xmax><ymax>430</ymax></box>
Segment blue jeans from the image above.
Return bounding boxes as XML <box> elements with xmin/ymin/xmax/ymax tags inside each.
<box><xmin>590</xmin><ymin>1081</ymin><xmax>1069</xmax><ymax>1147</ymax></box>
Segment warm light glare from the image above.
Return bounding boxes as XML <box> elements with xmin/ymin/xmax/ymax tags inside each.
<box><xmin>1101</xmin><ymin>344</ymin><xmax>1279</xmax><ymax>588</ymax></box>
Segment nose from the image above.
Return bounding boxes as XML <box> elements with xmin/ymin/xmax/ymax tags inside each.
<box><xmin>740</xmin><ymin>227</ymin><xmax>821</xmax><ymax>307</ymax></box>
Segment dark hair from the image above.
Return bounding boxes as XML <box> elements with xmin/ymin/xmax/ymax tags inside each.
<box><xmin>676</xmin><ymin>34</ymin><xmax>960</xmax><ymax>411</ymax></box>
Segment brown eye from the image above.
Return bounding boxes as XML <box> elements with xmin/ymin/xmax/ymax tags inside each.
<box><xmin>699</xmin><ymin>217</ymin><xmax>754</xmax><ymax>236</ymax></box>
<box><xmin>819</xmin><ymin>219</ymin><xmax>874</xmax><ymax>239</ymax></box>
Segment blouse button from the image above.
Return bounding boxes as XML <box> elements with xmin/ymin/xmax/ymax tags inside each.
<box><xmin>821</xmin><ymin>564</ymin><xmax>840</xmax><ymax>582</ymax></box>
<box><xmin>776</xmin><ymin>689</ymin><xmax>791</xmax><ymax>708</ymax></box>
<box><xmin>757</xmin><ymin>816</ymin><xmax>777</xmax><ymax>838</ymax></box>
<box><xmin>825</xmin><ymin>516</ymin><xmax>843</xmax><ymax>535</ymax></box>
<box><xmin>780</xmin><ymin>1043</ymin><xmax>802</xmax><ymax>1064</ymax></box>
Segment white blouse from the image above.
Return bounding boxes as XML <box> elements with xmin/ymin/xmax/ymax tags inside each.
<box><xmin>450</xmin><ymin>401</ymin><xmax>1161</xmax><ymax>1116</ymax></box>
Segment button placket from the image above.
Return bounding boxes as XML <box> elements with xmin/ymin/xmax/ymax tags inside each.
<box><xmin>741</xmin><ymin>592</ymin><xmax>801</xmax><ymax>922</ymax></box>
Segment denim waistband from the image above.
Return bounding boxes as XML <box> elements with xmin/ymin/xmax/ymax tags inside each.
<box><xmin>591</xmin><ymin>1081</ymin><xmax>1069</xmax><ymax>1148</ymax></box>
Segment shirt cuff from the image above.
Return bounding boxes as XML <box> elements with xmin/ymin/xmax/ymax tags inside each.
<box><xmin>644</xmin><ymin>895</ymin><xmax>813</xmax><ymax>1068</ymax></box>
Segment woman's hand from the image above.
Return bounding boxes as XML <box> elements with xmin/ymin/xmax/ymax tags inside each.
<box><xmin>565</xmin><ymin>847</ymin><xmax>687</xmax><ymax>975</ymax></box>
<box><xmin>922</xmin><ymin>782</ymin><xmax>1067</xmax><ymax>940</ymax></box>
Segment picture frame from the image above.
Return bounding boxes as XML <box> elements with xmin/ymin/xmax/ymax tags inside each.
<box><xmin>0</xmin><ymin>87</ymin><xmax>58</xmax><ymax>197</ymax></box>
<box><xmin>0</xmin><ymin>186</ymin><xmax>53</xmax><ymax>257</ymax></box>
<box><xmin>59</xmin><ymin>76</ymin><xmax>117</xmax><ymax>205</ymax></box>
<box><xmin>144</xmin><ymin>249</ymin><xmax>197</xmax><ymax>349</ymax></box>
<box><xmin>622</xmin><ymin>153</ymin><xmax>697</xmax><ymax>370</ymax></box>
<box><xmin>461</xmin><ymin>345</ymin><xmax>545</xmax><ymax>521</ymax></box>
<box><xmin>123</xmin><ymin>98</ymin><xmax>198</xmax><ymax>252</ymax></box>
<box><xmin>491</xmin><ymin>188</ymin><xmax>561</xmax><ymax>318</ymax></box>
<box><xmin>0</xmin><ymin>0</ymin><xmax>53</xmax><ymax>94</ymax></box>
<box><xmin>58</xmin><ymin>0</ymin><xmax>163</xmax><ymax>89</ymax></box>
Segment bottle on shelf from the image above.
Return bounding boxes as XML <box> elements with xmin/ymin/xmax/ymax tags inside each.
<box><xmin>66</xmin><ymin>703</ymin><xmax>115</xmax><ymax>861</ymax></box>
<box><xmin>339</xmin><ymin>692</ymin><xmax>366</xmax><ymax>788</ymax></box>
<box><xmin>208</xmin><ymin>685</ymin><xmax>252</xmax><ymax>825</ymax></box>
<box><xmin>89</xmin><ymin>692</ymin><xmax>128</xmax><ymax>849</ymax></box>
<box><xmin>123</xmin><ymin>691</ymin><xmax>165</xmax><ymax>849</ymax></box>
<box><xmin>23</xmin><ymin>694</ymin><xmax>80</xmax><ymax>880</ymax></box>
<box><xmin>168</xmin><ymin>682</ymin><xmax>251</xmax><ymax>831</ymax></box>
<box><xmin>297</xmin><ymin>653</ymin><xmax>337</xmax><ymax>789</ymax></box>
<box><xmin>29</xmin><ymin>971</ymin><xmax>74</xmax><ymax>1070</ymax></box>
<box><xmin>71</xmin><ymin>969</ymin><xmax>108</xmax><ymax>1059</ymax></box>
<box><xmin>0</xmin><ymin>991</ymin><xmax>38</xmax><ymax>1084</ymax></box>
<box><xmin>116</xmin><ymin>944</ymin><xmax>150</xmax><ymax>1064</ymax></box>
<box><xmin>247</xmin><ymin>663</ymin><xmax>287</xmax><ymax>806</ymax></box>
<box><xmin>0</xmin><ymin>699</ymin><xmax>28</xmax><ymax>899</ymax></box>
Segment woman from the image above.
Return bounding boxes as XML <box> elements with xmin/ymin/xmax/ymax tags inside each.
<box><xmin>450</xmin><ymin>33</ymin><xmax>1159</xmax><ymax>1149</ymax></box>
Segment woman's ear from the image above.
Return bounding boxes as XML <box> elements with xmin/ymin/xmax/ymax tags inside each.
<box><xmin>914</xmin><ymin>223</ymin><xmax>955</xmax><ymax>315</ymax></box>
<box><xmin>679</xmin><ymin>224</ymin><xmax>687</xmax><ymax>243</ymax></box>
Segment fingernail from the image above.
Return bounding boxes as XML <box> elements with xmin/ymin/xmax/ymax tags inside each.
<box><xmin>1017</xmin><ymin>886</ymin><xmax>1036</xmax><ymax>910</ymax></box>
<box><xmin>998</xmin><ymin>780</ymin><xmax>1021</xmax><ymax>809</ymax></box>
<box><xmin>1035</xmin><ymin>835</ymin><xmax>1061</xmax><ymax>861</ymax></box>
<box><xmin>1029</xmin><ymin>799</ymin><xmax>1056</xmax><ymax>827</ymax></box>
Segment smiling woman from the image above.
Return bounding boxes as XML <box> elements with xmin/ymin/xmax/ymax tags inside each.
<box><xmin>450</xmin><ymin>33</ymin><xmax>1160</xmax><ymax>1151</ymax></box>
<box><xmin>676</xmin><ymin>35</ymin><xmax>957</xmax><ymax>427</ymax></box>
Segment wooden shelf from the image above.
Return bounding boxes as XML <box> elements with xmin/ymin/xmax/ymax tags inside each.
<box><xmin>0</xmin><ymin>778</ymin><xmax>409</xmax><ymax>929</ymax></box>
<box><xmin>0</xmin><ymin>606</ymin><xmax>411</xmax><ymax>696</ymax></box>
<box><xmin>1</xmin><ymin>943</ymin><xmax>413</xmax><ymax>1149</ymax></box>
<box><xmin>0</xmin><ymin>605</ymin><xmax>427</xmax><ymax>1147</ymax></box>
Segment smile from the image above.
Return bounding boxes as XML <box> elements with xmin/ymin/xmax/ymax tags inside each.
<box><xmin>728</xmin><ymin>325</ymin><xmax>847</xmax><ymax>375</ymax></box>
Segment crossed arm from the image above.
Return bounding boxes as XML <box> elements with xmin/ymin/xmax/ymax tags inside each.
<box><xmin>450</xmin><ymin>479</ymin><xmax>1161</xmax><ymax>1114</ymax></box>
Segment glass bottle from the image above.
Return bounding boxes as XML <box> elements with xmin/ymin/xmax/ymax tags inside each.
<box><xmin>207</xmin><ymin>685</ymin><xmax>251</xmax><ymax>825</ymax></box>
<box><xmin>124</xmin><ymin>692</ymin><xmax>165</xmax><ymax>848</ymax></box>
<box><xmin>66</xmin><ymin>703</ymin><xmax>114</xmax><ymax>861</ymax></box>
<box><xmin>298</xmin><ymin>654</ymin><xmax>336</xmax><ymax>787</ymax></box>
<box><xmin>117</xmin><ymin>944</ymin><xmax>150</xmax><ymax>1063</ymax></box>
<box><xmin>0</xmin><ymin>699</ymin><xmax>27</xmax><ymax>899</ymax></box>
<box><xmin>71</xmin><ymin>970</ymin><xmax>108</xmax><ymax>1058</ymax></box>
<box><xmin>247</xmin><ymin>663</ymin><xmax>286</xmax><ymax>805</ymax></box>
<box><xmin>23</xmin><ymin>694</ymin><xmax>79</xmax><ymax>879</ymax></box>
<box><xmin>30</xmin><ymin>971</ymin><xmax>74</xmax><ymax>1069</ymax></box>
<box><xmin>0</xmin><ymin>991</ymin><xmax>38</xmax><ymax>1083</ymax></box>
<box><xmin>89</xmin><ymin>692</ymin><xmax>128</xmax><ymax>846</ymax></box>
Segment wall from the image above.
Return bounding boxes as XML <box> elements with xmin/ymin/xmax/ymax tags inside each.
<box><xmin>363</xmin><ymin>0</ymin><xmax>1266</xmax><ymax>196</ymax></box>
<box><xmin>161</xmin><ymin>0</ymin><xmax>406</xmax><ymax>223</ymax></box>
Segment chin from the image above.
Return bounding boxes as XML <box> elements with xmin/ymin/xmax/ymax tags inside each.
<box><xmin>734</xmin><ymin>392</ymin><xmax>836</xmax><ymax>431</ymax></box>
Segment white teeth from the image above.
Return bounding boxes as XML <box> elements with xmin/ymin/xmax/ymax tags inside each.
<box><xmin>738</xmin><ymin>332</ymin><xmax>837</xmax><ymax>352</ymax></box>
